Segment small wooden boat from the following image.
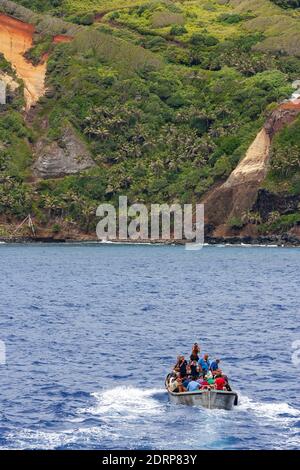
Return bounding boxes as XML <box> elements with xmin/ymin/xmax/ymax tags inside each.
<box><xmin>165</xmin><ymin>375</ymin><xmax>238</xmax><ymax>410</ymax></box>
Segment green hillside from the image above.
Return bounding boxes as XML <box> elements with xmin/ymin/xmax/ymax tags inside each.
<box><xmin>0</xmin><ymin>0</ymin><xmax>300</xmax><ymax>239</ymax></box>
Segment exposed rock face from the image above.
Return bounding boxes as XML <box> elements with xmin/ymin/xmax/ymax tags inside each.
<box><xmin>33</xmin><ymin>125</ymin><xmax>95</xmax><ymax>178</ymax></box>
<box><xmin>203</xmin><ymin>101</ymin><xmax>300</xmax><ymax>230</ymax></box>
<box><xmin>265</xmin><ymin>102</ymin><xmax>300</xmax><ymax>138</ymax></box>
<box><xmin>203</xmin><ymin>128</ymin><xmax>271</xmax><ymax>227</ymax></box>
<box><xmin>0</xmin><ymin>13</ymin><xmax>47</xmax><ymax>109</ymax></box>
<box><xmin>224</xmin><ymin>128</ymin><xmax>271</xmax><ymax>188</ymax></box>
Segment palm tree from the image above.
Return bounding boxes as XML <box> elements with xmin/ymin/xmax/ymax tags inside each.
<box><xmin>242</xmin><ymin>211</ymin><xmax>262</xmax><ymax>225</ymax></box>
<box><xmin>81</xmin><ymin>202</ymin><xmax>96</xmax><ymax>233</ymax></box>
<box><xmin>43</xmin><ymin>195</ymin><xmax>57</xmax><ymax>219</ymax></box>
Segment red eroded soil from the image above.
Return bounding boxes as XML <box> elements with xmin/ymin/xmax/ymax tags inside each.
<box><xmin>53</xmin><ymin>35</ymin><xmax>73</xmax><ymax>44</ymax></box>
<box><xmin>0</xmin><ymin>13</ymin><xmax>46</xmax><ymax>109</ymax></box>
<box><xmin>0</xmin><ymin>13</ymin><xmax>73</xmax><ymax>109</ymax></box>
<box><xmin>280</xmin><ymin>99</ymin><xmax>300</xmax><ymax>110</ymax></box>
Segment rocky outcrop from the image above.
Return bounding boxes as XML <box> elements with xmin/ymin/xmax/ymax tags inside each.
<box><xmin>265</xmin><ymin>101</ymin><xmax>300</xmax><ymax>138</ymax></box>
<box><xmin>33</xmin><ymin>125</ymin><xmax>95</xmax><ymax>178</ymax></box>
<box><xmin>203</xmin><ymin>101</ymin><xmax>300</xmax><ymax>230</ymax></box>
<box><xmin>204</xmin><ymin>233</ymin><xmax>300</xmax><ymax>247</ymax></box>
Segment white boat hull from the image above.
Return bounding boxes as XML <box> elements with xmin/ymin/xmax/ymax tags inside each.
<box><xmin>166</xmin><ymin>377</ymin><xmax>238</xmax><ymax>410</ymax></box>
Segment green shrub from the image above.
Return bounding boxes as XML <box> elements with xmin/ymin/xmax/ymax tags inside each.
<box><xmin>212</xmin><ymin>156</ymin><xmax>232</xmax><ymax>178</ymax></box>
<box><xmin>270</xmin><ymin>145</ymin><xmax>300</xmax><ymax>177</ymax></box>
<box><xmin>228</xmin><ymin>217</ymin><xmax>245</xmax><ymax>229</ymax></box>
<box><xmin>24</xmin><ymin>35</ymin><xmax>53</xmax><ymax>65</ymax></box>
<box><xmin>169</xmin><ymin>25</ymin><xmax>187</xmax><ymax>36</ymax></box>
<box><xmin>52</xmin><ymin>223</ymin><xmax>61</xmax><ymax>233</ymax></box>
<box><xmin>266</xmin><ymin>213</ymin><xmax>300</xmax><ymax>232</ymax></box>
<box><xmin>189</xmin><ymin>33</ymin><xmax>219</xmax><ymax>47</ymax></box>
<box><xmin>270</xmin><ymin>1</ymin><xmax>300</xmax><ymax>8</ymax></box>
<box><xmin>218</xmin><ymin>13</ymin><xmax>244</xmax><ymax>24</ymax></box>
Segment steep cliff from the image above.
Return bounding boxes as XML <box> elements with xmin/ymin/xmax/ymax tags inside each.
<box><xmin>203</xmin><ymin>101</ymin><xmax>300</xmax><ymax>234</ymax></box>
<box><xmin>0</xmin><ymin>0</ymin><xmax>300</xmax><ymax>241</ymax></box>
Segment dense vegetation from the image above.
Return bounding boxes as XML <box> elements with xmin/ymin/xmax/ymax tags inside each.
<box><xmin>0</xmin><ymin>0</ymin><xmax>300</xmax><ymax>237</ymax></box>
<box><xmin>271</xmin><ymin>0</ymin><xmax>300</xmax><ymax>8</ymax></box>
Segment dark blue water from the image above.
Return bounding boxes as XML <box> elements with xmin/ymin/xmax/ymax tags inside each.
<box><xmin>0</xmin><ymin>243</ymin><xmax>299</xmax><ymax>450</ymax></box>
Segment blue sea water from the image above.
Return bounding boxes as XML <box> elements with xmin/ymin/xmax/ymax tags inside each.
<box><xmin>0</xmin><ymin>243</ymin><xmax>299</xmax><ymax>450</ymax></box>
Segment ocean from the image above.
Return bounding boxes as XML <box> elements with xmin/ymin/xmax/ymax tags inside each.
<box><xmin>0</xmin><ymin>243</ymin><xmax>299</xmax><ymax>449</ymax></box>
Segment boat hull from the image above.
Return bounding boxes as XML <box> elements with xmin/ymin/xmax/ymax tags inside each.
<box><xmin>166</xmin><ymin>377</ymin><xmax>238</xmax><ymax>410</ymax></box>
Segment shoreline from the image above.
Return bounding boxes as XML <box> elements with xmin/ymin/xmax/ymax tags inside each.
<box><xmin>1</xmin><ymin>234</ymin><xmax>300</xmax><ymax>247</ymax></box>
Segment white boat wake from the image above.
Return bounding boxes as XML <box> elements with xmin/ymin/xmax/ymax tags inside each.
<box><xmin>2</xmin><ymin>387</ymin><xmax>300</xmax><ymax>450</ymax></box>
<box><xmin>80</xmin><ymin>386</ymin><xmax>165</xmax><ymax>421</ymax></box>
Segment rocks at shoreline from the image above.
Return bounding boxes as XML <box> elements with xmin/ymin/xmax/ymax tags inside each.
<box><xmin>1</xmin><ymin>234</ymin><xmax>300</xmax><ymax>246</ymax></box>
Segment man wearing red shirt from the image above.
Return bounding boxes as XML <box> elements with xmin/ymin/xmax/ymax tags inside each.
<box><xmin>215</xmin><ymin>375</ymin><xmax>226</xmax><ymax>390</ymax></box>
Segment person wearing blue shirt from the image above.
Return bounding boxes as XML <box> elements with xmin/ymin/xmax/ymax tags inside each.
<box><xmin>187</xmin><ymin>380</ymin><xmax>200</xmax><ymax>392</ymax></box>
<box><xmin>210</xmin><ymin>358</ymin><xmax>221</xmax><ymax>373</ymax></box>
<box><xmin>198</xmin><ymin>354</ymin><xmax>210</xmax><ymax>374</ymax></box>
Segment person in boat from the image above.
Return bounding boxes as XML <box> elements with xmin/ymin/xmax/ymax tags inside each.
<box><xmin>187</xmin><ymin>377</ymin><xmax>200</xmax><ymax>392</ymax></box>
<box><xmin>222</xmin><ymin>374</ymin><xmax>232</xmax><ymax>392</ymax></box>
<box><xmin>210</xmin><ymin>358</ymin><xmax>221</xmax><ymax>375</ymax></box>
<box><xmin>177</xmin><ymin>376</ymin><xmax>187</xmax><ymax>393</ymax></box>
<box><xmin>198</xmin><ymin>375</ymin><xmax>210</xmax><ymax>390</ymax></box>
<box><xmin>174</xmin><ymin>355</ymin><xmax>181</xmax><ymax>370</ymax></box>
<box><xmin>214</xmin><ymin>373</ymin><xmax>226</xmax><ymax>391</ymax></box>
<box><xmin>174</xmin><ymin>355</ymin><xmax>188</xmax><ymax>378</ymax></box>
<box><xmin>205</xmin><ymin>371</ymin><xmax>215</xmax><ymax>387</ymax></box>
<box><xmin>190</xmin><ymin>359</ymin><xmax>200</xmax><ymax>378</ymax></box>
<box><xmin>190</xmin><ymin>342</ymin><xmax>200</xmax><ymax>361</ymax></box>
<box><xmin>169</xmin><ymin>373</ymin><xmax>179</xmax><ymax>392</ymax></box>
<box><xmin>182</xmin><ymin>375</ymin><xmax>192</xmax><ymax>389</ymax></box>
<box><xmin>198</xmin><ymin>354</ymin><xmax>210</xmax><ymax>374</ymax></box>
